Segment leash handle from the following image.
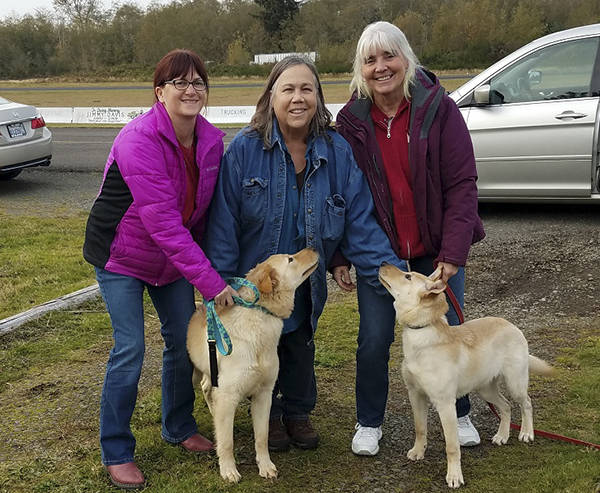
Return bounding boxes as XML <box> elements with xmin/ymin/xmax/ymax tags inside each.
<box><xmin>208</xmin><ymin>340</ymin><xmax>218</xmax><ymax>387</ymax></box>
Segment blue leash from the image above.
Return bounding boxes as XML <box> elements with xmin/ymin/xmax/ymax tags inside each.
<box><xmin>204</xmin><ymin>277</ymin><xmax>274</xmax><ymax>386</ymax></box>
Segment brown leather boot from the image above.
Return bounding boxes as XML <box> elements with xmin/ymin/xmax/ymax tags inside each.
<box><xmin>179</xmin><ymin>433</ymin><xmax>214</xmax><ymax>452</ymax></box>
<box><xmin>268</xmin><ymin>416</ymin><xmax>291</xmax><ymax>452</ymax></box>
<box><xmin>285</xmin><ymin>416</ymin><xmax>319</xmax><ymax>450</ymax></box>
<box><xmin>106</xmin><ymin>462</ymin><xmax>145</xmax><ymax>490</ymax></box>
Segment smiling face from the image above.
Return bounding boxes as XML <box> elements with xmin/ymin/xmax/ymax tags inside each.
<box><xmin>361</xmin><ymin>48</ymin><xmax>408</xmax><ymax>102</ymax></box>
<box><xmin>155</xmin><ymin>68</ymin><xmax>206</xmax><ymax>122</ymax></box>
<box><xmin>271</xmin><ymin>64</ymin><xmax>318</xmax><ymax>138</ymax></box>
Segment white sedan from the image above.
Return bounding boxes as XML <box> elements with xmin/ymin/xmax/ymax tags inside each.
<box><xmin>450</xmin><ymin>23</ymin><xmax>600</xmax><ymax>202</ymax></box>
<box><xmin>0</xmin><ymin>96</ymin><xmax>52</xmax><ymax>180</ymax></box>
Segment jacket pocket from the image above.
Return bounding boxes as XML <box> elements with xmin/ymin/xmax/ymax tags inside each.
<box><xmin>321</xmin><ymin>194</ymin><xmax>346</xmax><ymax>240</ymax></box>
<box><xmin>241</xmin><ymin>177</ymin><xmax>268</xmax><ymax>224</ymax></box>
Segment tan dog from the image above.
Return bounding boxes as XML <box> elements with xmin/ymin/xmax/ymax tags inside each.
<box><xmin>187</xmin><ymin>248</ymin><xmax>319</xmax><ymax>483</ymax></box>
<box><xmin>378</xmin><ymin>263</ymin><xmax>554</xmax><ymax>489</ymax></box>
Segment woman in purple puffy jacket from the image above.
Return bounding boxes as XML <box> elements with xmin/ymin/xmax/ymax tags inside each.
<box><xmin>83</xmin><ymin>49</ymin><xmax>236</xmax><ymax>489</ymax></box>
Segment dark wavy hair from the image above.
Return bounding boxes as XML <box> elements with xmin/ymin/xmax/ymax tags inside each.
<box><xmin>153</xmin><ymin>49</ymin><xmax>209</xmax><ymax>102</ymax></box>
<box><xmin>249</xmin><ymin>56</ymin><xmax>332</xmax><ymax>148</ymax></box>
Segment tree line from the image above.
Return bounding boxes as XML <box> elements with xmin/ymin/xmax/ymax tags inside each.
<box><xmin>0</xmin><ymin>0</ymin><xmax>599</xmax><ymax>80</ymax></box>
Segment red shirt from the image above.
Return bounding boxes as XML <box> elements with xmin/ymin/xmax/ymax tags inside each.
<box><xmin>179</xmin><ymin>141</ymin><xmax>199</xmax><ymax>225</ymax></box>
<box><xmin>371</xmin><ymin>100</ymin><xmax>426</xmax><ymax>259</ymax></box>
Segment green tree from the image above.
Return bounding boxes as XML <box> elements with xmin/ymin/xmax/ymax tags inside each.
<box><xmin>103</xmin><ymin>3</ymin><xmax>144</xmax><ymax>66</ymax></box>
<box><xmin>254</xmin><ymin>0</ymin><xmax>300</xmax><ymax>35</ymax></box>
<box><xmin>0</xmin><ymin>14</ymin><xmax>58</xmax><ymax>78</ymax></box>
<box><xmin>393</xmin><ymin>10</ymin><xmax>427</xmax><ymax>58</ymax></box>
<box><xmin>52</xmin><ymin>0</ymin><xmax>109</xmax><ymax>72</ymax></box>
<box><xmin>505</xmin><ymin>0</ymin><xmax>546</xmax><ymax>52</ymax></box>
<box><xmin>226</xmin><ymin>37</ymin><xmax>251</xmax><ymax>64</ymax></box>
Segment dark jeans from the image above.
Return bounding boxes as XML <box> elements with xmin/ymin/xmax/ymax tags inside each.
<box><xmin>355</xmin><ymin>255</ymin><xmax>470</xmax><ymax>427</ymax></box>
<box><xmin>270</xmin><ymin>318</ymin><xmax>317</xmax><ymax>420</ymax></box>
<box><xmin>95</xmin><ymin>267</ymin><xmax>198</xmax><ymax>465</ymax></box>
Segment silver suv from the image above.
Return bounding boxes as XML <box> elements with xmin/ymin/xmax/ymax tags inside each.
<box><xmin>450</xmin><ymin>23</ymin><xmax>600</xmax><ymax>202</ymax></box>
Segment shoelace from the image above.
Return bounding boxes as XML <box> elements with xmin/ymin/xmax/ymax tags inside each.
<box><xmin>355</xmin><ymin>425</ymin><xmax>380</xmax><ymax>439</ymax></box>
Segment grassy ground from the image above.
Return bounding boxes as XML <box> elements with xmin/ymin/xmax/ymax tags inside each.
<box><xmin>0</xmin><ymin>75</ymin><xmax>470</xmax><ymax>107</ymax></box>
<box><xmin>0</xmin><ymin>212</ymin><xmax>599</xmax><ymax>492</ymax></box>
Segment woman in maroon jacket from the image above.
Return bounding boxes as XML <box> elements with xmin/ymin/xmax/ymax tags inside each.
<box><xmin>335</xmin><ymin>21</ymin><xmax>485</xmax><ymax>456</ymax></box>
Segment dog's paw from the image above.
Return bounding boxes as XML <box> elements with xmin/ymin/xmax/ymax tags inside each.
<box><xmin>446</xmin><ymin>467</ymin><xmax>464</xmax><ymax>489</ymax></box>
<box><xmin>219</xmin><ymin>463</ymin><xmax>242</xmax><ymax>483</ymax></box>
<box><xmin>257</xmin><ymin>459</ymin><xmax>278</xmax><ymax>480</ymax></box>
<box><xmin>518</xmin><ymin>430</ymin><xmax>534</xmax><ymax>443</ymax></box>
<box><xmin>407</xmin><ymin>446</ymin><xmax>426</xmax><ymax>461</ymax></box>
<box><xmin>491</xmin><ymin>433</ymin><xmax>508</xmax><ymax>445</ymax></box>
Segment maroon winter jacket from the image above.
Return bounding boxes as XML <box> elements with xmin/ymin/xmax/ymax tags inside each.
<box><xmin>335</xmin><ymin>68</ymin><xmax>485</xmax><ymax>266</ymax></box>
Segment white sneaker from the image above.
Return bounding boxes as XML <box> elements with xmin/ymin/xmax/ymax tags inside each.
<box><xmin>351</xmin><ymin>423</ymin><xmax>382</xmax><ymax>455</ymax></box>
<box><xmin>457</xmin><ymin>415</ymin><xmax>480</xmax><ymax>446</ymax></box>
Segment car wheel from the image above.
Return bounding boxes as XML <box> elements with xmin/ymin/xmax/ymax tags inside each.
<box><xmin>0</xmin><ymin>170</ymin><xmax>23</xmax><ymax>180</ymax></box>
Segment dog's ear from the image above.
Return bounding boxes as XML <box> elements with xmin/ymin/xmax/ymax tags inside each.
<box><xmin>422</xmin><ymin>278</ymin><xmax>446</xmax><ymax>296</ymax></box>
<box><xmin>253</xmin><ymin>264</ymin><xmax>279</xmax><ymax>294</ymax></box>
<box><xmin>428</xmin><ymin>265</ymin><xmax>443</xmax><ymax>281</ymax></box>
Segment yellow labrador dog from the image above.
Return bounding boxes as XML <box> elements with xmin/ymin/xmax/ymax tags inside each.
<box><xmin>378</xmin><ymin>263</ymin><xmax>553</xmax><ymax>489</ymax></box>
<box><xmin>187</xmin><ymin>248</ymin><xmax>319</xmax><ymax>483</ymax></box>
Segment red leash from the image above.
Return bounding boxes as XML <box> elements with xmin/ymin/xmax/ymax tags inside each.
<box><xmin>445</xmin><ymin>286</ymin><xmax>600</xmax><ymax>450</ymax></box>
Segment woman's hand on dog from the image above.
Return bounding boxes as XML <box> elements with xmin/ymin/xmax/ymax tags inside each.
<box><xmin>438</xmin><ymin>262</ymin><xmax>459</xmax><ymax>283</ymax></box>
<box><xmin>214</xmin><ymin>285</ymin><xmax>239</xmax><ymax>306</ymax></box>
<box><xmin>332</xmin><ymin>266</ymin><xmax>356</xmax><ymax>291</ymax></box>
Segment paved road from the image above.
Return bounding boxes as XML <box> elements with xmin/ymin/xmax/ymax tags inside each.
<box><xmin>49</xmin><ymin>127</ymin><xmax>239</xmax><ymax>172</ymax></box>
<box><xmin>0</xmin><ymin>126</ymin><xmax>241</xmax><ymax>215</ymax></box>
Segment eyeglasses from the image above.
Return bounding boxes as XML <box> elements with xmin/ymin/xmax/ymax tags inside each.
<box><xmin>163</xmin><ymin>78</ymin><xmax>207</xmax><ymax>92</ymax></box>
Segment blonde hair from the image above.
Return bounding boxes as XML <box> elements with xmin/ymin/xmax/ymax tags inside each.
<box><xmin>350</xmin><ymin>21</ymin><xmax>419</xmax><ymax>101</ymax></box>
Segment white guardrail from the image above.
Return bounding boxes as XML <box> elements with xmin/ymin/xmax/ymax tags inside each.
<box><xmin>39</xmin><ymin>104</ymin><xmax>345</xmax><ymax>125</ymax></box>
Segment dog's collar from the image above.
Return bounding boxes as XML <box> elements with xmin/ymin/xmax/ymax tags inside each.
<box><xmin>406</xmin><ymin>323</ymin><xmax>428</xmax><ymax>330</ymax></box>
<box><xmin>226</xmin><ymin>277</ymin><xmax>278</xmax><ymax>317</ymax></box>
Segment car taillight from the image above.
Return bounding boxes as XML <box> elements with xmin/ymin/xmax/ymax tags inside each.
<box><xmin>31</xmin><ymin>116</ymin><xmax>46</xmax><ymax>129</ymax></box>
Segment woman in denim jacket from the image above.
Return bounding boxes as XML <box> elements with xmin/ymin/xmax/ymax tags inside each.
<box><xmin>203</xmin><ymin>56</ymin><xmax>403</xmax><ymax>452</ymax></box>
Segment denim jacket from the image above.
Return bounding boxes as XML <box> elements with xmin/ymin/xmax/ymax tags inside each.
<box><xmin>203</xmin><ymin>122</ymin><xmax>403</xmax><ymax>331</ymax></box>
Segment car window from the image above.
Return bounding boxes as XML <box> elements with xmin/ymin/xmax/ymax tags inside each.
<box><xmin>488</xmin><ymin>36</ymin><xmax>599</xmax><ymax>104</ymax></box>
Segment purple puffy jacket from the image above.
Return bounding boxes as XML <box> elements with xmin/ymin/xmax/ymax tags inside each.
<box><xmin>83</xmin><ymin>102</ymin><xmax>227</xmax><ymax>299</ymax></box>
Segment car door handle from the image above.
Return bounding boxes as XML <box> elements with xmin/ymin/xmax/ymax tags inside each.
<box><xmin>555</xmin><ymin>111</ymin><xmax>587</xmax><ymax>120</ymax></box>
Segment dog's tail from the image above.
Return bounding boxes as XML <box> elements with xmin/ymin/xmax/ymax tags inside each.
<box><xmin>529</xmin><ymin>355</ymin><xmax>555</xmax><ymax>376</ymax></box>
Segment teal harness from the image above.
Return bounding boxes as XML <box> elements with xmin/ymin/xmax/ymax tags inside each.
<box><xmin>204</xmin><ymin>277</ymin><xmax>276</xmax><ymax>386</ymax></box>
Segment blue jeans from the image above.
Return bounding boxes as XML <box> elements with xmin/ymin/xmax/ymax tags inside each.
<box><xmin>270</xmin><ymin>312</ymin><xmax>317</xmax><ymax>420</ymax></box>
<box><xmin>95</xmin><ymin>267</ymin><xmax>198</xmax><ymax>465</ymax></box>
<box><xmin>355</xmin><ymin>256</ymin><xmax>470</xmax><ymax>427</ymax></box>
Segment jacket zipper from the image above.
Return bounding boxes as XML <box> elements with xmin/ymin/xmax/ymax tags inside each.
<box><xmin>339</xmin><ymin>110</ymin><xmax>401</xmax><ymax>257</ymax></box>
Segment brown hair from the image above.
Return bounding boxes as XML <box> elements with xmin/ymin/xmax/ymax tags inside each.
<box><xmin>249</xmin><ymin>56</ymin><xmax>332</xmax><ymax>148</ymax></box>
<box><xmin>153</xmin><ymin>49</ymin><xmax>209</xmax><ymax>102</ymax></box>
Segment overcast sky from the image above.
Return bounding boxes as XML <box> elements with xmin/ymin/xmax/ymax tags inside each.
<box><xmin>0</xmin><ymin>0</ymin><xmax>172</xmax><ymax>20</ymax></box>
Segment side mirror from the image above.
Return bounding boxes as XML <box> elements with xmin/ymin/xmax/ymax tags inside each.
<box><xmin>473</xmin><ymin>84</ymin><xmax>491</xmax><ymax>105</ymax></box>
